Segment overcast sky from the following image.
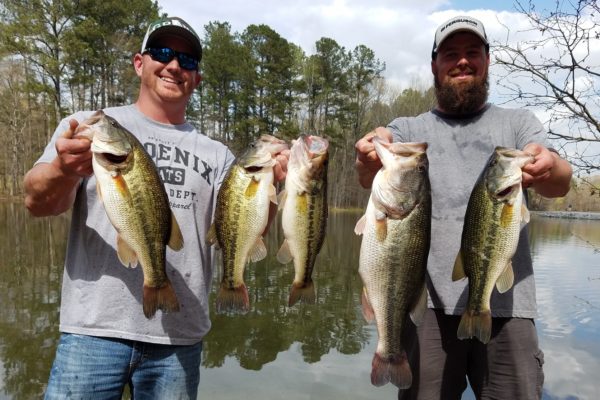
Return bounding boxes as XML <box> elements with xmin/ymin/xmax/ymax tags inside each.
<box><xmin>156</xmin><ymin>0</ymin><xmax>599</xmax><ymax>167</ymax></box>
<box><xmin>156</xmin><ymin>0</ymin><xmax>561</xmax><ymax>90</ymax></box>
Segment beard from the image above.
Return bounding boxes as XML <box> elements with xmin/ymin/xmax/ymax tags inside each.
<box><xmin>435</xmin><ymin>71</ymin><xmax>489</xmax><ymax>115</ymax></box>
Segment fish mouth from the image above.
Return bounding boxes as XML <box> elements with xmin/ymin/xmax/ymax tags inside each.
<box><xmin>244</xmin><ymin>165</ymin><xmax>263</xmax><ymax>173</ymax></box>
<box><xmin>98</xmin><ymin>152</ymin><xmax>129</xmax><ymax>164</ymax></box>
<box><xmin>494</xmin><ymin>179</ymin><xmax>521</xmax><ymax>200</ymax></box>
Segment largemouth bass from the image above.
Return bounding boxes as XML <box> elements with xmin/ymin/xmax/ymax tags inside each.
<box><xmin>207</xmin><ymin>134</ymin><xmax>288</xmax><ymax>314</ymax></box>
<box><xmin>74</xmin><ymin>110</ymin><xmax>183</xmax><ymax>319</ymax></box>
<box><xmin>355</xmin><ymin>139</ymin><xmax>431</xmax><ymax>389</ymax></box>
<box><xmin>452</xmin><ymin>147</ymin><xmax>534</xmax><ymax>344</ymax></box>
<box><xmin>277</xmin><ymin>135</ymin><xmax>328</xmax><ymax>306</ymax></box>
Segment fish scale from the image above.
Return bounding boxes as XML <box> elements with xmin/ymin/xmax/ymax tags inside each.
<box><xmin>453</xmin><ymin>147</ymin><xmax>533</xmax><ymax>344</ymax></box>
<box><xmin>208</xmin><ymin>134</ymin><xmax>288</xmax><ymax>314</ymax></box>
<box><xmin>356</xmin><ymin>140</ymin><xmax>430</xmax><ymax>389</ymax></box>
<box><xmin>277</xmin><ymin>135</ymin><xmax>328</xmax><ymax>306</ymax></box>
<box><xmin>75</xmin><ymin>110</ymin><xmax>184</xmax><ymax>319</ymax></box>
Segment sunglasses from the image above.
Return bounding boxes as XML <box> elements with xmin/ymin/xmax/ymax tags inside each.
<box><xmin>143</xmin><ymin>47</ymin><xmax>199</xmax><ymax>71</ymax></box>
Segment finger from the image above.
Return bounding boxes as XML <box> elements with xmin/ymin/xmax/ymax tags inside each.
<box><xmin>62</xmin><ymin>119</ymin><xmax>79</xmax><ymax>139</ymax></box>
<box><xmin>373</xmin><ymin>127</ymin><xmax>393</xmax><ymax>142</ymax></box>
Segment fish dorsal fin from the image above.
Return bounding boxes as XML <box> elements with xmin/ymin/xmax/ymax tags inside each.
<box><xmin>269</xmin><ymin>184</ymin><xmax>278</xmax><ymax>204</ymax></box>
<box><xmin>521</xmin><ymin>203</ymin><xmax>530</xmax><ymax>224</ymax></box>
<box><xmin>276</xmin><ymin>239</ymin><xmax>293</xmax><ymax>264</ymax></box>
<box><xmin>361</xmin><ymin>287</ymin><xmax>375</xmax><ymax>323</ymax></box>
<box><xmin>249</xmin><ymin>237</ymin><xmax>267</xmax><ymax>263</ymax></box>
<box><xmin>496</xmin><ymin>261</ymin><xmax>514</xmax><ymax>293</ymax></box>
<box><xmin>409</xmin><ymin>283</ymin><xmax>428</xmax><ymax>326</ymax></box>
<box><xmin>206</xmin><ymin>223</ymin><xmax>219</xmax><ymax>249</ymax></box>
<box><xmin>116</xmin><ymin>234</ymin><xmax>138</xmax><ymax>268</ymax></box>
<box><xmin>354</xmin><ymin>214</ymin><xmax>367</xmax><ymax>235</ymax></box>
<box><xmin>452</xmin><ymin>250</ymin><xmax>466</xmax><ymax>281</ymax></box>
<box><xmin>168</xmin><ymin>211</ymin><xmax>184</xmax><ymax>251</ymax></box>
<box><xmin>277</xmin><ymin>189</ymin><xmax>288</xmax><ymax>211</ymax></box>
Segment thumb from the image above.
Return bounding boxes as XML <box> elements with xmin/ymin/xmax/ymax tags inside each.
<box><xmin>61</xmin><ymin>119</ymin><xmax>79</xmax><ymax>139</ymax></box>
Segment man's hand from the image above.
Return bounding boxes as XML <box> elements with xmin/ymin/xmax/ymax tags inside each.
<box><xmin>522</xmin><ymin>143</ymin><xmax>572</xmax><ymax>198</ymax></box>
<box><xmin>52</xmin><ymin>119</ymin><xmax>94</xmax><ymax>178</ymax></box>
<box><xmin>355</xmin><ymin>127</ymin><xmax>392</xmax><ymax>188</ymax></box>
<box><xmin>273</xmin><ymin>148</ymin><xmax>290</xmax><ymax>183</ymax></box>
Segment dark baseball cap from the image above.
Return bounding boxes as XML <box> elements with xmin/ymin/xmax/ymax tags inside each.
<box><xmin>141</xmin><ymin>16</ymin><xmax>202</xmax><ymax>61</ymax></box>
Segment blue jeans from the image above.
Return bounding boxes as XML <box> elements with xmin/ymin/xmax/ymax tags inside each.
<box><xmin>45</xmin><ymin>333</ymin><xmax>202</xmax><ymax>400</ymax></box>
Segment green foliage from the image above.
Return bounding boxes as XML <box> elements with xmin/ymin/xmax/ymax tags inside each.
<box><xmin>0</xmin><ymin>2</ymin><xmax>424</xmax><ymax>206</ymax></box>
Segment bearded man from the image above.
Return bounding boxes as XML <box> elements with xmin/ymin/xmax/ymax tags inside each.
<box><xmin>354</xmin><ymin>15</ymin><xmax>572</xmax><ymax>400</ymax></box>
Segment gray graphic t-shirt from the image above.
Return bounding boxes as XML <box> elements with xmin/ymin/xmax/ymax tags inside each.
<box><xmin>387</xmin><ymin>104</ymin><xmax>549</xmax><ymax>318</ymax></box>
<box><xmin>37</xmin><ymin>105</ymin><xmax>235</xmax><ymax>344</ymax></box>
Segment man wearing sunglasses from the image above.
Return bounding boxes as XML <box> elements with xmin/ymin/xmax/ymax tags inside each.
<box><xmin>24</xmin><ymin>16</ymin><xmax>289</xmax><ymax>399</ymax></box>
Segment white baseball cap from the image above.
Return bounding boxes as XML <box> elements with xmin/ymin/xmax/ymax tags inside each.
<box><xmin>140</xmin><ymin>16</ymin><xmax>202</xmax><ymax>61</ymax></box>
<box><xmin>431</xmin><ymin>16</ymin><xmax>488</xmax><ymax>58</ymax></box>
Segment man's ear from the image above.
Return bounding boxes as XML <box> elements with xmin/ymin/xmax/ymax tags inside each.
<box><xmin>133</xmin><ymin>54</ymin><xmax>144</xmax><ymax>77</ymax></box>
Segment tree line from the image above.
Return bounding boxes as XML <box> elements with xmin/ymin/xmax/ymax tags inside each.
<box><xmin>1</xmin><ymin>0</ymin><xmax>598</xmax><ymax>208</ymax></box>
<box><xmin>0</xmin><ymin>0</ymin><xmax>435</xmax><ymax>207</ymax></box>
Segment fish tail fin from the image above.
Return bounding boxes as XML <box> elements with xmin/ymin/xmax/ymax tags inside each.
<box><xmin>371</xmin><ymin>351</ymin><xmax>412</xmax><ymax>389</ymax></box>
<box><xmin>457</xmin><ymin>309</ymin><xmax>492</xmax><ymax>344</ymax></box>
<box><xmin>215</xmin><ymin>282</ymin><xmax>249</xmax><ymax>314</ymax></box>
<box><xmin>143</xmin><ymin>281</ymin><xmax>180</xmax><ymax>319</ymax></box>
<box><xmin>288</xmin><ymin>280</ymin><xmax>316</xmax><ymax>306</ymax></box>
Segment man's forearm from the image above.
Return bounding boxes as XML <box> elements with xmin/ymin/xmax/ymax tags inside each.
<box><xmin>24</xmin><ymin>160</ymin><xmax>81</xmax><ymax>217</ymax></box>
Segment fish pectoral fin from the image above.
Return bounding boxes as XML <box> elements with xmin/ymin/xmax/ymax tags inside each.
<box><xmin>496</xmin><ymin>261</ymin><xmax>515</xmax><ymax>293</ymax></box>
<box><xmin>361</xmin><ymin>288</ymin><xmax>375</xmax><ymax>323</ymax></box>
<box><xmin>206</xmin><ymin>223</ymin><xmax>220</xmax><ymax>249</ymax></box>
<box><xmin>277</xmin><ymin>190</ymin><xmax>287</xmax><ymax>211</ymax></box>
<box><xmin>409</xmin><ymin>284</ymin><xmax>428</xmax><ymax>326</ymax></box>
<box><xmin>249</xmin><ymin>237</ymin><xmax>268</xmax><ymax>263</ymax></box>
<box><xmin>375</xmin><ymin>218</ymin><xmax>387</xmax><ymax>242</ymax></box>
<box><xmin>96</xmin><ymin>181</ymin><xmax>103</xmax><ymax>203</ymax></box>
<box><xmin>276</xmin><ymin>239</ymin><xmax>293</xmax><ymax>264</ymax></box>
<box><xmin>452</xmin><ymin>251</ymin><xmax>466</xmax><ymax>281</ymax></box>
<box><xmin>521</xmin><ymin>203</ymin><xmax>530</xmax><ymax>224</ymax></box>
<box><xmin>354</xmin><ymin>215</ymin><xmax>367</xmax><ymax>235</ymax></box>
<box><xmin>167</xmin><ymin>211</ymin><xmax>184</xmax><ymax>251</ymax></box>
<box><xmin>269</xmin><ymin>184</ymin><xmax>278</xmax><ymax>205</ymax></box>
<box><xmin>500</xmin><ymin>203</ymin><xmax>514</xmax><ymax>228</ymax></box>
<box><xmin>116</xmin><ymin>235</ymin><xmax>138</xmax><ymax>268</ymax></box>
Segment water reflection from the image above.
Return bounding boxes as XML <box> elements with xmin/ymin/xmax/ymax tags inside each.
<box><xmin>203</xmin><ymin>210</ymin><xmax>369</xmax><ymax>371</ymax></box>
<box><xmin>529</xmin><ymin>215</ymin><xmax>600</xmax><ymax>400</ymax></box>
<box><xmin>0</xmin><ymin>202</ymin><xmax>68</xmax><ymax>399</ymax></box>
<box><xmin>1</xmin><ymin>204</ymin><xmax>599</xmax><ymax>399</ymax></box>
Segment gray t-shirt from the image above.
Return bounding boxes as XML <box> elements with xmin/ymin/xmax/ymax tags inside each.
<box><xmin>387</xmin><ymin>104</ymin><xmax>548</xmax><ymax>318</ymax></box>
<box><xmin>36</xmin><ymin>104</ymin><xmax>235</xmax><ymax>344</ymax></box>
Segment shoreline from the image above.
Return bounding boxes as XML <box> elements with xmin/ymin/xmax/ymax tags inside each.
<box><xmin>532</xmin><ymin>211</ymin><xmax>600</xmax><ymax>220</ymax></box>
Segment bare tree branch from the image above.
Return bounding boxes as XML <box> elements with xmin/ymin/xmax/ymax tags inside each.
<box><xmin>492</xmin><ymin>0</ymin><xmax>600</xmax><ymax>175</ymax></box>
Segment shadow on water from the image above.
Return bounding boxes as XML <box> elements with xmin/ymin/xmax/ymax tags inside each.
<box><xmin>0</xmin><ymin>202</ymin><xmax>69</xmax><ymax>399</ymax></box>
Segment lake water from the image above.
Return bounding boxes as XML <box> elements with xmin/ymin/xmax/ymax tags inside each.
<box><xmin>0</xmin><ymin>203</ymin><xmax>598</xmax><ymax>399</ymax></box>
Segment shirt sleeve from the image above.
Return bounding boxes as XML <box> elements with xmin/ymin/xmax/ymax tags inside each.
<box><xmin>386</xmin><ymin>117</ymin><xmax>411</xmax><ymax>143</ymax></box>
<box><xmin>513</xmin><ymin>109</ymin><xmax>549</xmax><ymax>150</ymax></box>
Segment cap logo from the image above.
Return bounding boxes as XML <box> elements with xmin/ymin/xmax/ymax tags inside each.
<box><xmin>440</xmin><ymin>18</ymin><xmax>479</xmax><ymax>33</ymax></box>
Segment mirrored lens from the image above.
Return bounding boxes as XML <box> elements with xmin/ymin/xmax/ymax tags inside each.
<box><xmin>143</xmin><ymin>47</ymin><xmax>198</xmax><ymax>71</ymax></box>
